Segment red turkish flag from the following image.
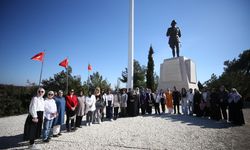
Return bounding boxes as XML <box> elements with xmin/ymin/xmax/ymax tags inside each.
<box><xmin>59</xmin><ymin>58</ymin><xmax>68</xmax><ymax>68</ymax></box>
<box><xmin>31</xmin><ymin>52</ymin><xmax>44</xmax><ymax>62</ymax></box>
<box><xmin>88</xmin><ymin>64</ymin><xmax>92</xmax><ymax>71</ymax></box>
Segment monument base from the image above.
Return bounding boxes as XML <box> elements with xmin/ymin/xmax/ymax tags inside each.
<box><xmin>158</xmin><ymin>56</ymin><xmax>198</xmax><ymax>91</ymax></box>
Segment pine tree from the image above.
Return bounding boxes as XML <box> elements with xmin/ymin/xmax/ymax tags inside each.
<box><xmin>119</xmin><ymin>59</ymin><xmax>146</xmax><ymax>88</ymax></box>
<box><xmin>146</xmin><ymin>45</ymin><xmax>155</xmax><ymax>91</ymax></box>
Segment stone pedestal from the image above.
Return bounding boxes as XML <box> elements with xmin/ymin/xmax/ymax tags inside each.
<box><xmin>158</xmin><ymin>56</ymin><xmax>198</xmax><ymax>91</ymax></box>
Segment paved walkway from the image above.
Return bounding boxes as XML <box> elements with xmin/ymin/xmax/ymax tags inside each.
<box><xmin>0</xmin><ymin>109</ymin><xmax>249</xmax><ymax>150</ymax></box>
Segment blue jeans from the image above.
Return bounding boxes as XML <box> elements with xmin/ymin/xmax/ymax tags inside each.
<box><xmin>43</xmin><ymin>118</ymin><xmax>53</xmax><ymax>140</ymax></box>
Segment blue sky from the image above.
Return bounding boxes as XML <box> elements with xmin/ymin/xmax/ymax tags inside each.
<box><xmin>0</xmin><ymin>0</ymin><xmax>249</xmax><ymax>88</ymax></box>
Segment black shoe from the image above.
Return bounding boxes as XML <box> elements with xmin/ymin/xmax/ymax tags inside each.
<box><xmin>53</xmin><ymin>134</ymin><xmax>59</xmax><ymax>137</ymax></box>
<box><xmin>78</xmin><ymin>126</ymin><xmax>82</xmax><ymax>128</ymax></box>
<box><xmin>43</xmin><ymin>139</ymin><xmax>50</xmax><ymax>143</ymax></box>
<box><xmin>58</xmin><ymin>133</ymin><xmax>62</xmax><ymax>136</ymax></box>
<box><xmin>67</xmin><ymin>129</ymin><xmax>71</xmax><ymax>132</ymax></box>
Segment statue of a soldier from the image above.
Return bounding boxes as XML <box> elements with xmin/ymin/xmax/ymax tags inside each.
<box><xmin>166</xmin><ymin>20</ymin><xmax>181</xmax><ymax>57</ymax></box>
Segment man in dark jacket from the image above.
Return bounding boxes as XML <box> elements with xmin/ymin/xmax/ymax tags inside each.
<box><xmin>218</xmin><ymin>85</ymin><xmax>229</xmax><ymax>121</ymax></box>
<box><xmin>172</xmin><ymin>86</ymin><xmax>181</xmax><ymax>114</ymax></box>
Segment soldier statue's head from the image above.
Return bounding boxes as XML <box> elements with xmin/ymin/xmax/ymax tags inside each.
<box><xmin>171</xmin><ymin>20</ymin><xmax>177</xmax><ymax>27</ymax></box>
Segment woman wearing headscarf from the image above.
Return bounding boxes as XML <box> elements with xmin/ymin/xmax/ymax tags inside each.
<box><xmin>52</xmin><ymin>90</ymin><xmax>66</xmax><ymax>137</ymax></box>
<box><xmin>128</xmin><ymin>89</ymin><xmax>139</xmax><ymax>117</ymax></box>
<box><xmin>43</xmin><ymin>91</ymin><xmax>57</xmax><ymax>142</ymax></box>
<box><xmin>193</xmin><ymin>89</ymin><xmax>202</xmax><ymax>117</ymax></box>
<box><xmin>228</xmin><ymin>88</ymin><xmax>245</xmax><ymax>125</ymax></box>
<box><xmin>210</xmin><ymin>88</ymin><xmax>221</xmax><ymax>121</ymax></box>
<box><xmin>23</xmin><ymin>88</ymin><xmax>45</xmax><ymax>149</ymax></box>
<box><xmin>75</xmin><ymin>90</ymin><xmax>86</xmax><ymax>128</ymax></box>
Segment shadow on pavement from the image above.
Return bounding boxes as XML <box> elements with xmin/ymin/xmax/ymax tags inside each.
<box><xmin>143</xmin><ymin>113</ymin><xmax>233</xmax><ymax>129</ymax></box>
<box><xmin>0</xmin><ymin>133</ymin><xmax>29</xmax><ymax>149</ymax></box>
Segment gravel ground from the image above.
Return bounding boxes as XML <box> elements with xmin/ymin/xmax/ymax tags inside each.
<box><xmin>0</xmin><ymin>109</ymin><xmax>250</xmax><ymax>150</ymax></box>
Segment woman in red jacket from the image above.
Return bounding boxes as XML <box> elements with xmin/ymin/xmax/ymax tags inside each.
<box><xmin>65</xmin><ymin>89</ymin><xmax>78</xmax><ymax>132</ymax></box>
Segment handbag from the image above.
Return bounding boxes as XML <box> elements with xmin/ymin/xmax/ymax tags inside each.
<box><xmin>96</xmin><ymin>100</ymin><xmax>104</xmax><ymax>108</ymax></box>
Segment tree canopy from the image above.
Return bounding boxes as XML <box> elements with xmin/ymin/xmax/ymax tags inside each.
<box><xmin>87</xmin><ymin>71</ymin><xmax>111</xmax><ymax>92</ymax></box>
<box><xmin>204</xmin><ymin>49</ymin><xmax>250</xmax><ymax>101</ymax></box>
<box><xmin>119</xmin><ymin>59</ymin><xmax>146</xmax><ymax>89</ymax></box>
<box><xmin>0</xmin><ymin>66</ymin><xmax>111</xmax><ymax>117</ymax></box>
<box><xmin>42</xmin><ymin>66</ymin><xmax>82</xmax><ymax>94</ymax></box>
<box><xmin>146</xmin><ymin>45</ymin><xmax>155</xmax><ymax>91</ymax></box>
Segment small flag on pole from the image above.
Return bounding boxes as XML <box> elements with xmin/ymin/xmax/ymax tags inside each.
<box><xmin>31</xmin><ymin>52</ymin><xmax>44</xmax><ymax>62</ymax></box>
<box><xmin>59</xmin><ymin>58</ymin><xmax>69</xmax><ymax>68</ymax></box>
<box><xmin>88</xmin><ymin>64</ymin><xmax>92</xmax><ymax>71</ymax></box>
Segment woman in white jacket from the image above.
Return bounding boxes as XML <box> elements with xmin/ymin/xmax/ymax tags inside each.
<box><xmin>43</xmin><ymin>91</ymin><xmax>57</xmax><ymax>142</ymax></box>
<box><xmin>187</xmin><ymin>88</ymin><xmax>194</xmax><ymax>115</ymax></box>
<box><xmin>23</xmin><ymin>88</ymin><xmax>45</xmax><ymax>149</ymax></box>
<box><xmin>85</xmin><ymin>89</ymin><xmax>96</xmax><ymax>126</ymax></box>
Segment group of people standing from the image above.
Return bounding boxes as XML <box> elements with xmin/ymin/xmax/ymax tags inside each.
<box><xmin>162</xmin><ymin>86</ymin><xmax>245</xmax><ymax>125</ymax></box>
<box><xmin>187</xmin><ymin>86</ymin><xmax>245</xmax><ymax>125</ymax></box>
<box><xmin>23</xmin><ymin>88</ymin><xmax>66</xmax><ymax>149</ymax></box>
<box><xmin>23</xmin><ymin>85</ymin><xmax>245</xmax><ymax>149</ymax></box>
<box><xmin>23</xmin><ymin>87</ymin><xmax>133</xmax><ymax>149</ymax></box>
<box><xmin>121</xmin><ymin>85</ymin><xmax>245</xmax><ymax>128</ymax></box>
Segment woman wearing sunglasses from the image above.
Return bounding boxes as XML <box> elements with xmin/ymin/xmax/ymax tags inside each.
<box><xmin>23</xmin><ymin>88</ymin><xmax>45</xmax><ymax>149</ymax></box>
<box><xmin>42</xmin><ymin>91</ymin><xmax>57</xmax><ymax>142</ymax></box>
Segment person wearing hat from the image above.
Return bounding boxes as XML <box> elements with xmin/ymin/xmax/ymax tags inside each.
<box><xmin>166</xmin><ymin>20</ymin><xmax>182</xmax><ymax>57</ymax></box>
<box><xmin>65</xmin><ymin>89</ymin><xmax>78</xmax><ymax>132</ymax></box>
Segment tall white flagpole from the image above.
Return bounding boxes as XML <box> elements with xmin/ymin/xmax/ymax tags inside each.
<box><xmin>66</xmin><ymin>57</ymin><xmax>69</xmax><ymax>94</ymax></box>
<box><xmin>66</xmin><ymin>65</ymin><xmax>69</xmax><ymax>94</ymax></box>
<box><xmin>38</xmin><ymin>50</ymin><xmax>45</xmax><ymax>87</ymax></box>
<box><xmin>127</xmin><ymin>0</ymin><xmax>134</xmax><ymax>90</ymax></box>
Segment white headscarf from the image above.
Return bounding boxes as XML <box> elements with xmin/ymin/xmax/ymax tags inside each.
<box><xmin>230</xmin><ymin>88</ymin><xmax>242</xmax><ymax>103</ymax></box>
<box><xmin>37</xmin><ymin>87</ymin><xmax>45</xmax><ymax>97</ymax></box>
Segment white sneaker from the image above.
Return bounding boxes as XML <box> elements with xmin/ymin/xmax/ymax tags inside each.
<box><xmin>29</xmin><ymin>144</ymin><xmax>40</xmax><ymax>150</ymax></box>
